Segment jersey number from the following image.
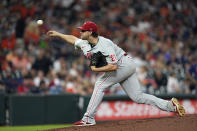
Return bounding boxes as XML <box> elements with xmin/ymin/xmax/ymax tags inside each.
<box><xmin>110</xmin><ymin>54</ymin><xmax>116</xmax><ymax>62</ymax></box>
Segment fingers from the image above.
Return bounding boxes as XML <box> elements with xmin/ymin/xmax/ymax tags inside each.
<box><xmin>46</xmin><ymin>31</ymin><xmax>54</xmax><ymax>36</ymax></box>
<box><xmin>47</xmin><ymin>31</ymin><xmax>59</xmax><ymax>37</ymax></box>
<box><xmin>46</xmin><ymin>31</ymin><xmax>58</xmax><ymax>41</ymax></box>
<box><xmin>46</xmin><ymin>31</ymin><xmax>51</xmax><ymax>35</ymax></box>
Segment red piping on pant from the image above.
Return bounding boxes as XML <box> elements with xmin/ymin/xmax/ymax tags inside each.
<box><xmin>86</xmin><ymin>57</ymin><xmax>124</xmax><ymax>122</ymax></box>
<box><xmin>87</xmin><ymin>75</ymin><xmax>110</xmax><ymax>123</ymax></box>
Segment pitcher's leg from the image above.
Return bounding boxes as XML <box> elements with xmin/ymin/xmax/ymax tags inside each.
<box><xmin>82</xmin><ymin>75</ymin><xmax>111</xmax><ymax>124</ymax></box>
<box><xmin>120</xmin><ymin>73</ymin><xmax>174</xmax><ymax>112</ymax></box>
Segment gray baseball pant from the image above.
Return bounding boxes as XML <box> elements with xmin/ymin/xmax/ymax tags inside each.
<box><xmin>82</xmin><ymin>55</ymin><xmax>174</xmax><ymax>124</ymax></box>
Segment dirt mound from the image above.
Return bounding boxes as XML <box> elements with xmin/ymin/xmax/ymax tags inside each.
<box><xmin>42</xmin><ymin>114</ymin><xmax>197</xmax><ymax>131</ymax></box>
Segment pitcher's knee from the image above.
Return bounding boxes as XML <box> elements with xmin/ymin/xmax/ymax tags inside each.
<box><xmin>131</xmin><ymin>95</ymin><xmax>144</xmax><ymax>103</ymax></box>
<box><xmin>94</xmin><ymin>80</ymin><xmax>111</xmax><ymax>91</ymax></box>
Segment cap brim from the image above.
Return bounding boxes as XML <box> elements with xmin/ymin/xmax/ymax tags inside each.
<box><xmin>77</xmin><ymin>27</ymin><xmax>85</xmax><ymax>31</ymax></box>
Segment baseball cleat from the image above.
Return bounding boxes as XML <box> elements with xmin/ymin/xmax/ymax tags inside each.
<box><xmin>171</xmin><ymin>98</ymin><xmax>185</xmax><ymax>116</ymax></box>
<box><xmin>73</xmin><ymin>120</ymin><xmax>95</xmax><ymax>126</ymax></box>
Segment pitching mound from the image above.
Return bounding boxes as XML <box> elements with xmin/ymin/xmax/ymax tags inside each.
<box><xmin>42</xmin><ymin>114</ymin><xmax>197</xmax><ymax>131</ymax></box>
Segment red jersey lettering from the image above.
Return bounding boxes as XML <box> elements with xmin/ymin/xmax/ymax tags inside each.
<box><xmin>110</xmin><ymin>54</ymin><xmax>116</xmax><ymax>62</ymax></box>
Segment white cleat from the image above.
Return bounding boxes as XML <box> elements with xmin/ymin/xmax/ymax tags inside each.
<box><xmin>73</xmin><ymin>120</ymin><xmax>96</xmax><ymax>126</ymax></box>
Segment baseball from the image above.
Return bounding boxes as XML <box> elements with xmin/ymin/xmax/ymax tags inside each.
<box><xmin>37</xmin><ymin>20</ymin><xmax>43</xmax><ymax>25</ymax></box>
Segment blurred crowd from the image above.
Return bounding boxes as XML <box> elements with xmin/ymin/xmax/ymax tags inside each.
<box><xmin>0</xmin><ymin>0</ymin><xmax>197</xmax><ymax>96</ymax></box>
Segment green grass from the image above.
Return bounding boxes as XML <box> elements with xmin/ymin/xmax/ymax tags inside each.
<box><xmin>0</xmin><ymin>124</ymin><xmax>72</xmax><ymax>131</ymax></box>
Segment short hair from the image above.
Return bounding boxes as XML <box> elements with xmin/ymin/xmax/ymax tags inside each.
<box><xmin>91</xmin><ymin>32</ymin><xmax>98</xmax><ymax>38</ymax></box>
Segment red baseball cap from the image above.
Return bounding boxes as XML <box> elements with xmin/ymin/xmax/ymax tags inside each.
<box><xmin>77</xmin><ymin>21</ymin><xmax>98</xmax><ymax>32</ymax></box>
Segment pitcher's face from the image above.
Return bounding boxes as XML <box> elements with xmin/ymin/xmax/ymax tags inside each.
<box><xmin>80</xmin><ymin>30</ymin><xmax>91</xmax><ymax>40</ymax></box>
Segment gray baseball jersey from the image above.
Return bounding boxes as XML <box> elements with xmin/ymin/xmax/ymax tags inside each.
<box><xmin>75</xmin><ymin>36</ymin><xmax>125</xmax><ymax>64</ymax></box>
<box><xmin>74</xmin><ymin>36</ymin><xmax>175</xmax><ymax>124</ymax></box>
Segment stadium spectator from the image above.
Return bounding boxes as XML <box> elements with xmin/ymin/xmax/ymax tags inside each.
<box><xmin>167</xmin><ymin>72</ymin><xmax>182</xmax><ymax>94</ymax></box>
<box><xmin>32</xmin><ymin>49</ymin><xmax>52</xmax><ymax>75</ymax></box>
<box><xmin>0</xmin><ymin>0</ymin><xmax>197</xmax><ymax>96</ymax></box>
<box><xmin>153</xmin><ymin>69</ymin><xmax>167</xmax><ymax>93</ymax></box>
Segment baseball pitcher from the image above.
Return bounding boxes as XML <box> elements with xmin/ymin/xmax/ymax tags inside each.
<box><xmin>47</xmin><ymin>21</ymin><xmax>185</xmax><ymax>126</ymax></box>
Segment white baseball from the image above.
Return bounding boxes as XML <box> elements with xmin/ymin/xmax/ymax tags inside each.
<box><xmin>37</xmin><ymin>20</ymin><xmax>43</xmax><ymax>25</ymax></box>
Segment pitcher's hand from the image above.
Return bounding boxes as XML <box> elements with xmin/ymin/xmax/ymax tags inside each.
<box><xmin>47</xmin><ymin>30</ymin><xmax>61</xmax><ymax>37</ymax></box>
<box><xmin>90</xmin><ymin>66</ymin><xmax>97</xmax><ymax>71</ymax></box>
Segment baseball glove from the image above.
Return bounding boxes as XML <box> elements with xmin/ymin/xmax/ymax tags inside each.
<box><xmin>90</xmin><ymin>51</ymin><xmax>108</xmax><ymax>68</ymax></box>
